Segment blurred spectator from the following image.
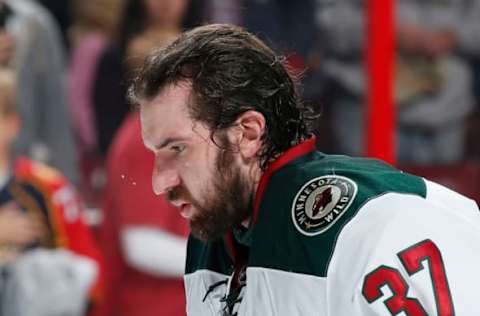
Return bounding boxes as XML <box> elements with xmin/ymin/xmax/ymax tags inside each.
<box><xmin>316</xmin><ymin>0</ymin><xmax>480</xmax><ymax>164</ymax></box>
<box><xmin>68</xmin><ymin>0</ymin><xmax>125</xmax><ymax>156</ymax></box>
<box><xmin>92</xmin><ymin>0</ymin><xmax>204</xmax><ymax>157</ymax></box>
<box><xmin>0</xmin><ymin>68</ymin><xmax>104</xmax><ymax>316</ymax></box>
<box><xmin>205</xmin><ymin>0</ymin><xmax>242</xmax><ymax>25</ymax></box>
<box><xmin>1</xmin><ymin>0</ymin><xmax>78</xmax><ymax>184</ymax></box>
<box><xmin>37</xmin><ymin>0</ymin><xmax>72</xmax><ymax>49</ymax></box>
<box><xmin>98</xmin><ymin>113</ymin><xmax>189</xmax><ymax>316</ymax></box>
<box><xmin>243</xmin><ymin>0</ymin><xmax>316</xmax><ymax>64</ymax></box>
<box><xmin>207</xmin><ymin>0</ymin><xmax>318</xmax><ymax>58</ymax></box>
<box><xmin>245</xmin><ymin>0</ymin><xmax>327</xmax><ymax>100</ymax></box>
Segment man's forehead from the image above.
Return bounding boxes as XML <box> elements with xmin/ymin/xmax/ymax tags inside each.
<box><xmin>153</xmin><ymin>81</ymin><xmax>193</xmax><ymax>104</ymax></box>
<box><xmin>140</xmin><ymin>81</ymin><xmax>192</xmax><ymax>118</ymax></box>
<box><xmin>139</xmin><ymin>82</ymin><xmax>201</xmax><ymax>145</ymax></box>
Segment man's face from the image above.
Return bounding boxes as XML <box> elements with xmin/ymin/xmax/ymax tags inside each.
<box><xmin>140</xmin><ymin>82</ymin><xmax>253</xmax><ymax>240</ymax></box>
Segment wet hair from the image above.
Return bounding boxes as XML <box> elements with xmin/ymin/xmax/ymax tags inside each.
<box><xmin>129</xmin><ymin>23</ymin><xmax>313</xmax><ymax>170</ymax></box>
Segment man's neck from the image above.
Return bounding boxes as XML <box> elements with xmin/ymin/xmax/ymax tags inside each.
<box><xmin>239</xmin><ymin>164</ymin><xmax>263</xmax><ymax>229</ymax></box>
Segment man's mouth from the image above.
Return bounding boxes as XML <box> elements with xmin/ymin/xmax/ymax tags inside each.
<box><xmin>178</xmin><ymin>203</ymin><xmax>193</xmax><ymax>219</ymax></box>
<box><xmin>169</xmin><ymin>199</ymin><xmax>193</xmax><ymax>219</ymax></box>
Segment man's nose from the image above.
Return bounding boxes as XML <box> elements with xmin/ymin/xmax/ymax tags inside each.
<box><xmin>152</xmin><ymin>165</ymin><xmax>181</xmax><ymax>195</ymax></box>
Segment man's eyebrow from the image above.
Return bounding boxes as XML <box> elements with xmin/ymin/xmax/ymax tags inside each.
<box><xmin>155</xmin><ymin>137</ymin><xmax>186</xmax><ymax>150</ymax></box>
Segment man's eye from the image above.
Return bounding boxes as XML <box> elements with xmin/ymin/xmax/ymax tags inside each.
<box><xmin>170</xmin><ymin>144</ymin><xmax>186</xmax><ymax>153</ymax></box>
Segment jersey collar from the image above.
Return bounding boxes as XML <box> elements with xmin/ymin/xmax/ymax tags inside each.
<box><xmin>252</xmin><ymin>136</ymin><xmax>317</xmax><ymax>223</ymax></box>
<box><xmin>225</xmin><ymin>137</ymin><xmax>317</xmax><ymax>262</ymax></box>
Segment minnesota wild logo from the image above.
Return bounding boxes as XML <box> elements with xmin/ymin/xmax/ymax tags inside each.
<box><xmin>292</xmin><ymin>175</ymin><xmax>357</xmax><ymax>236</ymax></box>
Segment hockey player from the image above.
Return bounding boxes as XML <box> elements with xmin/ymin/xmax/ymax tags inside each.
<box><xmin>131</xmin><ymin>24</ymin><xmax>480</xmax><ymax>315</ymax></box>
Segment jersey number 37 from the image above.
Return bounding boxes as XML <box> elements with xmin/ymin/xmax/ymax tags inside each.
<box><xmin>362</xmin><ymin>239</ymin><xmax>455</xmax><ymax>316</ymax></box>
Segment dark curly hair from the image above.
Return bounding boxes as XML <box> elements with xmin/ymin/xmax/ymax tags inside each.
<box><xmin>129</xmin><ymin>24</ymin><xmax>314</xmax><ymax>170</ymax></box>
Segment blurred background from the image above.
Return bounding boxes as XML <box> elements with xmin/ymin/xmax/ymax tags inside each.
<box><xmin>0</xmin><ymin>0</ymin><xmax>479</xmax><ymax>315</ymax></box>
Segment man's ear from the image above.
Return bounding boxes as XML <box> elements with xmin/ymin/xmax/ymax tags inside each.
<box><xmin>229</xmin><ymin>110</ymin><xmax>266</xmax><ymax>159</ymax></box>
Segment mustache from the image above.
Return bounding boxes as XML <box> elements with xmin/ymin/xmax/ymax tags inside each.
<box><xmin>167</xmin><ymin>186</ymin><xmax>193</xmax><ymax>204</ymax></box>
<box><xmin>166</xmin><ymin>187</ymin><xmax>180</xmax><ymax>202</ymax></box>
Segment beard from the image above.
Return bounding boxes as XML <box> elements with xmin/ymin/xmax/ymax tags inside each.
<box><xmin>167</xmin><ymin>140</ymin><xmax>254</xmax><ymax>241</ymax></box>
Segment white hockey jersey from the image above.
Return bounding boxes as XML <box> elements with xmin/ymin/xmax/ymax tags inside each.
<box><xmin>184</xmin><ymin>138</ymin><xmax>480</xmax><ymax>315</ymax></box>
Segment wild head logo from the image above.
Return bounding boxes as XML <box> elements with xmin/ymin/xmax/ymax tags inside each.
<box><xmin>312</xmin><ymin>187</ymin><xmax>333</xmax><ymax>217</ymax></box>
<box><xmin>292</xmin><ymin>175</ymin><xmax>357</xmax><ymax>236</ymax></box>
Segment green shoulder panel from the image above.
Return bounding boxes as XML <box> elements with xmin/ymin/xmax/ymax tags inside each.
<box><xmin>185</xmin><ymin>235</ymin><xmax>233</xmax><ymax>275</ymax></box>
<box><xmin>248</xmin><ymin>151</ymin><xmax>426</xmax><ymax>277</ymax></box>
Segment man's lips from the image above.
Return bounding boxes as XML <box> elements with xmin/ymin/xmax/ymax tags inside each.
<box><xmin>169</xmin><ymin>200</ymin><xmax>193</xmax><ymax>219</ymax></box>
<box><xmin>179</xmin><ymin>203</ymin><xmax>193</xmax><ymax>219</ymax></box>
